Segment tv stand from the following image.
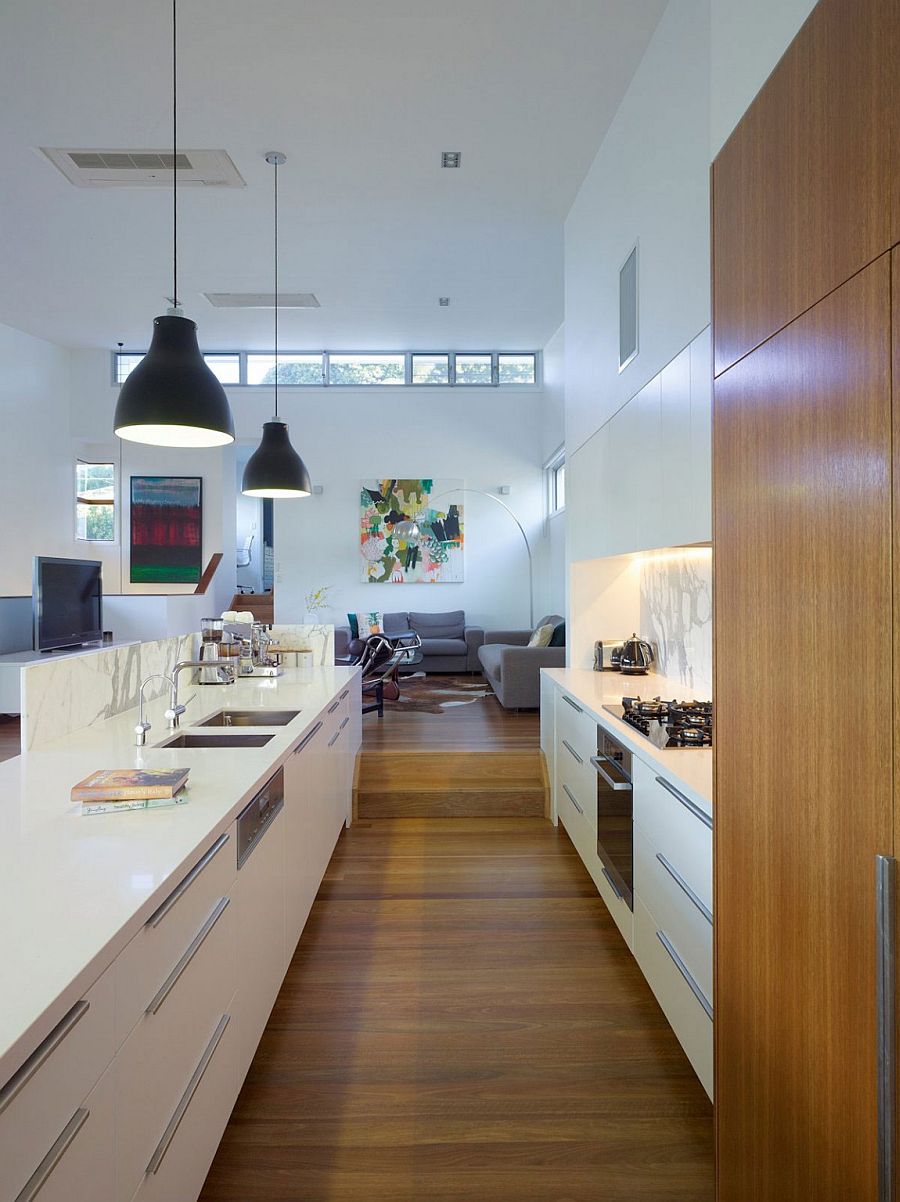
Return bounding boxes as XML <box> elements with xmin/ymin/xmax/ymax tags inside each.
<box><xmin>0</xmin><ymin>640</ymin><xmax>136</xmax><ymax>714</ymax></box>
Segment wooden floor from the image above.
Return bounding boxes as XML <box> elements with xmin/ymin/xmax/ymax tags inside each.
<box><xmin>356</xmin><ymin>749</ymin><xmax>547</xmax><ymax>817</ymax></box>
<box><xmin>0</xmin><ymin>716</ymin><xmax>20</xmax><ymax>763</ymax></box>
<box><xmin>200</xmin><ymin>817</ymin><xmax>714</xmax><ymax>1202</ymax></box>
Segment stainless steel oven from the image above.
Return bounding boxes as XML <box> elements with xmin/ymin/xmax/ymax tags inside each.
<box><xmin>591</xmin><ymin>728</ymin><xmax>633</xmax><ymax>910</ymax></box>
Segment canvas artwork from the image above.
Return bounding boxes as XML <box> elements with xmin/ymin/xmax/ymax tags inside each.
<box><xmin>130</xmin><ymin>476</ymin><xmax>203</xmax><ymax>584</ymax></box>
<box><xmin>360</xmin><ymin>478</ymin><xmax>464</xmax><ymax>583</ymax></box>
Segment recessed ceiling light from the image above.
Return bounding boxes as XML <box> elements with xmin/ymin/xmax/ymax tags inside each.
<box><xmin>438</xmin><ymin>297</ymin><xmax>450</xmax><ymax>306</ymax></box>
<box><xmin>441</xmin><ymin>151</ymin><xmax>461</xmax><ymax>168</ymax></box>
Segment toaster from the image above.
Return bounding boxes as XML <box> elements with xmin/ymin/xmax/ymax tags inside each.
<box><xmin>593</xmin><ymin>639</ymin><xmax>626</xmax><ymax>672</ymax></box>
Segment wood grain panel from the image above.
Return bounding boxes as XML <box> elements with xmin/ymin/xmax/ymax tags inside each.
<box><xmin>713</xmin><ymin>257</ymin><xmax>892</xmax><ymax>1199</ymax></box>
<box><xmin>201</xmin><ymin>817</ymin><xmax>713</xmax><ymax>1202</ymax></box>
<box><xmin>712</xmin><ymin>0</ymin><xmax>894</xmax><ymax>377</ymax></box>
<box><xmin>356</xmin><ymin>750</ymin><xmax>547</xmax><ymax>818</ymax></box>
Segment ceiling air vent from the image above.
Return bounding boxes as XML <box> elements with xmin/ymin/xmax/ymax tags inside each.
<box><xmin>39</xmin><ymin>148</ymin><xmax>245</xmax><ymax>188</ymax></box>
<box><xmin>203</xmin><ymin>293</ymin><xmax>320</xmax><ymax>309</ymax></box>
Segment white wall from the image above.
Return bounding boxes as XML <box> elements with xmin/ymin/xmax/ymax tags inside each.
<box><xmin>225</xmin><ymin>384</ymin><xmax>548</xmax><ymax>632</ymax></box>
<box><xmin>541</xmin><ymin>324</ymin><xmax>566</xmax><ymax>620</ymax></box>
<box><xmin>564</xmin><ymin>0</ymin><xmax>711</xmax><ymax>455</ymax></box>
<box><xmin>710</xmin><ymin>0</ymin><xmax>817</xmax><ymax>156</ymax></box>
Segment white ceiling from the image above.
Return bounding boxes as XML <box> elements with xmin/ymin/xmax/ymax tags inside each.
<box><xmin>0</xmin><ymin>0</ymin><xmax>665</xmax><ymax>352</ymax></box>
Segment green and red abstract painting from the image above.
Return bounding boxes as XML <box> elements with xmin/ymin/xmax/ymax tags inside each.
<box><xmin>130</xmin><ymin>476</ymin><xmax>203</xmax><ymax>585</ymax></box>
<box><xmin>360</xmin><ymin>478</ymin><xmax>464</xmax><ymax>583</ymax></box>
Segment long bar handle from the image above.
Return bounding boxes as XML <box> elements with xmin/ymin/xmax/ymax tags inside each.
<box><xmin>655</xmin><ymin>775</ymin><xmax>712</xmax><ymax>830</ymax></box>
<box><xmin>657</xmin><ymin>852</ymin><xmax>712</xmax><ymax>925</ymax></box>
<box><xmin>146</xmin><ymin>1014</ymin><xmax>231</xmax><ymax>1175</ymax></box>
<box><xmin>146</xmin><ymin>897</ymin><xmax>231</xmax><ymax>1016</ymax></box>
<box><xmin>148</xmin><ymin>832</ymin><xmax>230</xmax><ymax>928</ymax></box>
<box><xmin>877</xmin><ymin>853</ymin><xmax>895</xmax><ymax>1202</ymax></box>
<box><xmin>561</xmin><ymin>694</ymin><xmax>583</xmax><ymax>713</ymax></box>
<box><xmin>562</xmin><ymin>784</ymin><xmax>583</xmax><ymax>815</ymax></box>
<box><xmin>562</xmin><ymin>739</ymin><xmax>583</xmax><ymax>765</ymax></box>
<box><xmin>657</xmin><ymin>930</ymin><xmax>713</xmax><ymax>1020</ymax></box>
<box><xmin>591</xmin><ymin>754</ymin><xmax>632</xmax><ymax>791</ymax></box>
<box><xmin>15</xmin><ymin>1107</ymin><xmax>90</xmax><ymax>1201</ymax></box>
<box><xmin>328</xmin><ymin>699</ymin><xmax>341</xmax><ymax>714</ymax></box>
<box><xmin>601</xmin><ymin>866</ymin><xmax>624</xmax><ymax>902</ymax></box>
<box><xmin>293</xmin><ymin>721</ymin><xmax>323</xmax><ymax>755</ymax></box>
<box><xmin>0</xmin><ymin>999</ymin><xmax>90</xmax><ymax>1116</ymax></box>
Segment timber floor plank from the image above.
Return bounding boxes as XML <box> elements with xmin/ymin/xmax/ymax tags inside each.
<box><xmin>200</xmin><ymin>817</ymin><xmax>714</xmax><ymax>1202</ymax></box>
<box><xmin>0</xmin><ymin>716</ymin><xmax>20</xmax><ymax>763</ymax></box>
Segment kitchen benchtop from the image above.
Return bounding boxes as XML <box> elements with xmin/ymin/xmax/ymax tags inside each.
<box><xmin>542</xmin><ymin>667</ymin><xmax>713</xmax><ymax>816</ymax></box>
<box><xmin>0</xmin><ymin>665</ymin><xmax>359</xmax><ymax>1085</ymax></box>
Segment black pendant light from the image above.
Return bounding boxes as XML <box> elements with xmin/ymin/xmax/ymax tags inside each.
<box><xmin>114</xmin><ymin>0</ymin><xmax>234</xmax><ymax>448</ymax></box>
<box><xmin>242</xmin><ymin>152</ymin><xmax>312</xmax><ymax>498</ymax></box>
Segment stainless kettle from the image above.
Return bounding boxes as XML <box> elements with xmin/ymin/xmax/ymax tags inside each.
<box><xmin>620</xmin><ymin>633</ymin><xmax>654</xmax><ymax>675</ymax></box>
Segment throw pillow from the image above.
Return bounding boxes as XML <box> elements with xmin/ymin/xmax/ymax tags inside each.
<box><xmin>347</xmin><ymin>613</ymin><xmax>360</xmax><ymax>639</ymax></box>
<box><xmin>356</xmin><ymin>610</ymin><xmax>385</xmax><ymax>638</ymax></box>
<box><xmin>528</xmin><ymin>623</ymin><xmax>555</xmax><ymax>648</ymax></box>
<box><xmin>549</xmin><ymin>621</ymin><xmax>566</xmax><ymax>648</ymax></box>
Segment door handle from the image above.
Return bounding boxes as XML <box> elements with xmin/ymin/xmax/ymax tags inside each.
<box><xmin>591</xmin><ymin>754</ymin><xmax>631</xmax><ymax>790</ymax></box>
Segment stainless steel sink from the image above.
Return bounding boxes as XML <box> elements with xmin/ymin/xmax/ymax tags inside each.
<box><xmin>155</xmin><ymin>732</ymin><xmax>275</xmax><ymax>749</ymax></box>
<box><xmin>194</xmin><ymin>709</ymin><xmax>301</xmax><ymax>728</ymax></box>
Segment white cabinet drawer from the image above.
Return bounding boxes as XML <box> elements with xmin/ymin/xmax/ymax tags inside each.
<box><xmin>555</xmin><ymin>690</ymin><xmax>596</xmax><ymax>761</ymax></box>
<box><xmin>116</xmin><ymin>892</ymin><xmax>236</xmax><ymax>1200</ymax></box>
<box><xmin>634</xmin><ymin>826</ymin><xmax>712</xmax><ymax>1002</ymax></box>
<box><xmin>0</xmin><ymin>964</ymin><xmax>116</xmax><ymax>1202</ymax></box>
<box><xmin>632</xmin><ymin>758</ymin><xmax>712</xmax><ymax>913</ymax></box>
<box><xmin>7</xmin><ymin>1066</ymin><xmax>117</xmax><ymax>1202</ymax></box>
<box><xmin>129</xmin><ymin>1000</ymin><xmax>237</xmax><ymax>1202</ymax></box>
<box><xmin>117</xmin><ymin>825</ymin><xmax>236</xmax><ymax>1045</ymax></box>
<box><xmin>556</xmin><ymin>732</ymin><xmax>597</xmax><ymax>830</ymax></box>
<box><xmin>634</xmin><ymin>897</ymin><xmax>713</xmax><ymax>1099</ymax></box>
<box><xmin>558</xmin><ymin>781</ymin><xmax>633</xmax><ymax>950</ymax></box>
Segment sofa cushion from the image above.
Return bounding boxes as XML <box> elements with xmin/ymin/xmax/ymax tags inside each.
<box><xmin>409</xmin><ymin>610</ymin><xmax>465</xmax><ymax>639</ymax></box>
<box><xmin>549</xmin><ymin>620</ymin><xmax>566</xmax><ymax>648</ymax></box>
<box><xmin>383</xmin><ymin>612</ymin><xmax>410</xmax><ymax>634</ymax></box>
<box><xmin>421</xmin><ymin>637</ymin><xmax>468</xmax><ymax>658</ymax></box>
<box><xmin>528</xmin><ymin>624</ymin><xmax>555</xmax><ymax>648</ymax></box>
<box><xmin>478</xmin><ymin>644</ymin><xmax>504</xmax><ymax>681</ymax></box>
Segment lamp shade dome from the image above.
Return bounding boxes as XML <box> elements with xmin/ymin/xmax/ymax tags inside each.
<box><xmin>241</xmin><ymin>420</ymin><xmax>312</xmax><ymax>497</ymax></box>
<box><xmin>114</xmin><ymin>314</ymin><xmax>235</xmax><ymax>447</ymax></box>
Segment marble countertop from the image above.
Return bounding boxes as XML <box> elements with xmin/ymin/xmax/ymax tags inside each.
<box><xmin>0</xmin><ymin>665</ymin><xmax>359</xmax><ymax>1084</ymax></box>
<box><xmin>542</xmin><ymin>667</ymin><xmax>713</xmax><ymax>815</ymax></box>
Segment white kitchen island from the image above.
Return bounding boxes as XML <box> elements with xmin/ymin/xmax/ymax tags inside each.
<box><xmin>0</xmin><ymin>663</ymin><xmax>361</xmax><ymax>1202</ymax></box>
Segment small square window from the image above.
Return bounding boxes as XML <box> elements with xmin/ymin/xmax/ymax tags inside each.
<box><xmin>247</xmin><ymin>354</ymin><xmax>323</xmax><ymax>385</ymax></box>
<box><xmin>115</xmin><ymin>353</ymin><xmax>144</xmax><ymax>383</ymax></box>
<box><xmin>412</xmin><ymin>354</ymin><xmax>450</xmax><ymax>385</ymax></box>
<box><xmin>203</xmin><ymin>353</ymin><xmax>241</xmax><ymax>384</ymax></box>
<box><xmin>76</xmin><ymin>461</ymin><xmax>115</xmax><ymax>542</ymax></box>
<box><xmin>498</xmin><ymin>354</ymin><xmax>536</xmax><ymax>384</ymax></box>
<box><xmin>454</xmin><ymin>354</ymin><xmax>493</xmax><ymax>385</ymax></box>
<box><xmin>329</xmin><ymin>354</ymin><xmax>405</xmax><ymax>385</ymax></box>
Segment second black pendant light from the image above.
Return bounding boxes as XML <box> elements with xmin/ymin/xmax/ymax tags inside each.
<box><xmin>242</xmin><ymin>153</ymin><xmax>312</xmax><ymax>498</ymax></box>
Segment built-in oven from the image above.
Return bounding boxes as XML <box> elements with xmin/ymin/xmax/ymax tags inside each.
<box><xmin>591</xmin><ymin>728</ymin><xmax>633</xmax><ymax>910</ymax></box>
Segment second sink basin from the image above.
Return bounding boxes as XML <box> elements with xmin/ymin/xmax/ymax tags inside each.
<box><xmin>156</xmin><ymin>732</ymin><xmax>275</xmax><ymax>749</ymax></box>
<box><xmin>195</xmin><ymin>709</ymin><xmax>301</xmax><ymax>728</ymax></box>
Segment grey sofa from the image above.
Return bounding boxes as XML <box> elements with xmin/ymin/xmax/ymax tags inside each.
<box><xmin>477</xmin><ymin>614</ymin><xmax>566</xmax><ymax>709</ymax></box>
<box><xmin>334</xmin><ymin>610</ymin><xmax>484</xmax><ymax>673</ymax></box>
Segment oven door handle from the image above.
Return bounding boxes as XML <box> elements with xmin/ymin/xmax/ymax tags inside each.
<box><xmin>590</xmin><ymin>753</ymin><xmax>632</xmax><ymax>791</ymax></box>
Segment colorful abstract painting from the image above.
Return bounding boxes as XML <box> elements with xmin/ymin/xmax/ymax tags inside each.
<box><xmin>360</xmin><ymin>479</ymin><xmax>464</xmax><ymax>583</ymax></box>
<box><xmin>130</xmin><ymin>476</ymin><xmax>203</xmax><ymax>584</ymax></box>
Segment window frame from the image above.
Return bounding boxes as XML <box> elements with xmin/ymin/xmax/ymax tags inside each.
<box><xmin>112</xmin><ymin>349</ymin><xmax>542</xmax><ymax>389</ymax></box>
<box><xmin>75</xmin><ymin>459</ymin><xmax>117</xmax><ymax>544</ymax></box>
<box><xmin>545</xmin><ymin>447</ymin><xmax>566</xmax><ymax>516</ymax></box>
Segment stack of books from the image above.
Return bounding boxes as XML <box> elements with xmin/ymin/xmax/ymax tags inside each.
<box><xmin>72</xmin><ymin>769</ymin><xmax>190</xmax><ymax>816</ymax></box>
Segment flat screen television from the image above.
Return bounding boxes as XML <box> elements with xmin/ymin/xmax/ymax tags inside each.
<box><xmin>33</xmin><ymin>556</ymin><xmax>103</xmax><ymax>652</ymax></box>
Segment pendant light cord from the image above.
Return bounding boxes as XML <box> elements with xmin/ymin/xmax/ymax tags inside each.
<box><xmin>273</xmin><ymin>155</ymin><xmax>279</xmax><ymax>417</ymax></box>
<box><xmin>172</xmin><ymin>0</ymin><xmax>178</xmax><ymax>310</ymax></box>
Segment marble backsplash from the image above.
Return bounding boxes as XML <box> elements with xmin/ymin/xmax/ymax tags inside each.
<box><xmin>638</xmin><ymin>551</ymin><xmax>712</xmax><ymax>697</ymax></box>
<box><xmin>21</xmin><ymin>633</ymin><xmax>196</xmax><ymax>750</ymax></box>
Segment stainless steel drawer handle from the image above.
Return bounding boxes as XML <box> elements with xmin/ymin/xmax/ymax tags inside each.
<box><xmin>654</xmin><ymin>776</ymin><xmax>712</xmax><ymax>830</ymax></box>
<box><xmin>148</xmin><ymin>832</ymin><xmax>230</xmax><ymax>928</ymax></box>
<box><xmin>876</xmin><ymin>853</ymin><xmax>895</xmax><ymax>1202</ymax></box>
<box><xmin>601</xmin><ymin>866</ymin><xmax>624</xmax><ymax>901</ymax></box>
<box><xmin>328</xmin><ymin>729</ymin><xmax>341</xmax><ymax>747</ymax></box>
<box><xmin>0</xmin><ymin>999</ymin><xmax>90</xmax><ymax>1116</ymax></box>
<box><xmin>340</xmin><ymin>689</ymin><xmax>349</xmax><ymax>701</ymax></box>
<box><xmin>328</xmin><ymin>699</ymin><xmax>341</xmax><ymax>714</ymax></box>
<box><xmin>146</xmin><ymin>1014</ymin><xmax>231</xmax><ymax>1176</ymax></box>
<box><xmin>562</xmin><ymin>695</ymin><xmax>583</xmax><ymax>713</ymax></box>
<box><xmin>146</xmin><ymin>897</ymin><xmax>231</xmax><ymax>1016</ymax></box>
<box><xmin>591</xmin><ymin>754</ymin><xmax>632</xmax><ymax>791</ymax></box>
<box><xmin>562</xmin><ymin>784</ymin><xmax>583</xmax><ymax>815</ymax></box>
<box><xmin>562</xmin><ymin>739</ymin><xmax>583</xmax><ymax>764</ymax></box>
<box><xmin>15</xmin><ymin>1107</ymin><xmax>90</xmax><ymax>1202</ymax></box>
<box><xmin>294</xmin><ymin>721</ymin><xmax>323</xmax><ymax>754</ymax></box>
<box><xmin>657</xmin><ymin>930</ymin><xmax>713</xmax><ymax>1020</ymax></box>
<box><xmin>339</xmin><ymin>716</ymin><xmax>350</xmax><ymax>730</ymax></box>
<box><xmin>656</xmin><ymin>853</ymin><xmax>712</xmax><ymax>925</ymax></box>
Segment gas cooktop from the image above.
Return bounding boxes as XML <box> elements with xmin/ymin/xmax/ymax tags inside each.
<box><xmin>603</xmin><ymin>696</ymin><xmax>713</xmax><ymax>750</ymax></box>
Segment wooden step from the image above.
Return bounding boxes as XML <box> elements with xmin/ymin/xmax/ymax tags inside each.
<box><xmin>355</xmin><ymin>750</ymin><xmax>549</xmax><ymax>819</ymax></box>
